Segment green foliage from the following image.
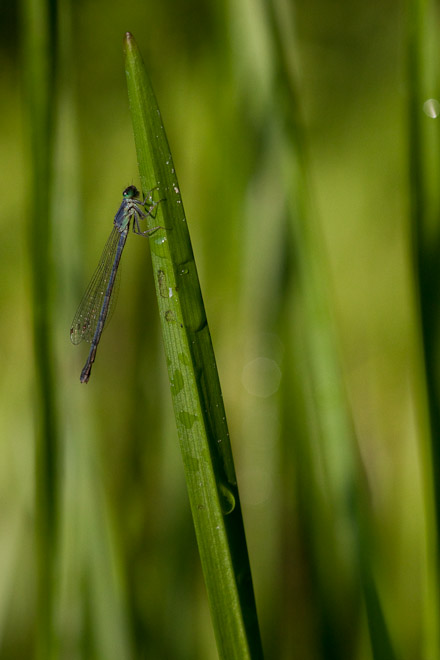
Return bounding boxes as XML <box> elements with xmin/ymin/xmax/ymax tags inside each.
<box><xmin>3</xmin><ymin>0</ymin><xmax>440</xmax><ymax>658</ymax></box>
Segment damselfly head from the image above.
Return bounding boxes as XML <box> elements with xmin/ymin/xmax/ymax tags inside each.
<box><xmin>123</xmin><ymin>185</ymin><xmax>139</xmax><ymax>199</ymax></box>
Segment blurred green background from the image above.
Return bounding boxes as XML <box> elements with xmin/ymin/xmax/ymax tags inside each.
<box><xmin>1</xmin><ymin>0</ymin><xmax>437</xmax><ymax>657</ymax></box>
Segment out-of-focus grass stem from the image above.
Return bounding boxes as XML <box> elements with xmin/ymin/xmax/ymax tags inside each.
<box><xmin>407</xmin><ymin>0</ymin><xmax>440</xmax><ymax>655</ymax></box>
<box><xmin>21</xmin><ymin>0</ymin><xmax>58</xmax><ymax>657</ymax></box>
<box><xmin>265</xmin><ymin>0</ymin><xmax>395</xmax><ymax>656</ymax></box>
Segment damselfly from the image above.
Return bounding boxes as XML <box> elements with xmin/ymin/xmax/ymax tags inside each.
<box><xmin>70</xmin><ymin>185</ymin><xmax>162</xmax><ymax>383</ymax></box>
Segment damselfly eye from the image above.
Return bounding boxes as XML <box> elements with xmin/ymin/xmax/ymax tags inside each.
<box><xmin>122</xmin><ymin>185</ymin><xmax>139</xmax><ymax>199</ymax></box>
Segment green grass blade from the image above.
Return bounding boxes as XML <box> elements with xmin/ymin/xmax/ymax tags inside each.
<box><xmin>21</xmin><ymin>0</ymin><xmax>59</xmax><ymax>658</ymax></box>
<box><xmin>123</xmin><ymin>32</ymin><xmax>263</xmax><ymax>659</ymax></box>
<box><xmin>406</xmin><ymin>0</ymin><xmax>440</xmax><ymax>655</ymax></box>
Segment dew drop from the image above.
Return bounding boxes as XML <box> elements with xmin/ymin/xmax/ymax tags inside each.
<box><xmin>151</xmin><ymin>235</ymin><xmax>168</xmax><ymax>258</ymax></box>
<box><xmin>423</xmin><ymin>98</ymin><xmax>440</xmax><ymax>118</ymax></box>
<box><xmin>219</xmin><ymin>483</ymin><xmax>236</xmax><ymax>515</ymax></box>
